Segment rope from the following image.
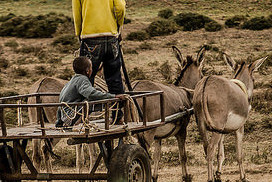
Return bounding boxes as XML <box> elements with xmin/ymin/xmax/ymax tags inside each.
<box><xmin>58</xmin><ymin>95</ymin><xmax>139</xmax><ymax>133</ymax></box>
<box><xmin>17</xmin><ymin>100</ymin><xmax>23</xmax><ymax>127</ymax></box>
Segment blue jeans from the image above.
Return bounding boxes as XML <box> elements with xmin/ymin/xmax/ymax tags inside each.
<box><xmin>80</xmin><ymin>36</ymin><xmax>124</xmax><ymax>123</ymax></box>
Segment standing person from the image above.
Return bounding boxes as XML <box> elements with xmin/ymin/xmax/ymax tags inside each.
<box><xmin>72</xmin><ymin>0</ymin><xmax>126</xmax><ymax>123</ymax></box>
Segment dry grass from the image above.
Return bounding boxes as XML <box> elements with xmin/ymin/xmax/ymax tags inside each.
<box><xmin>0</xmin><ymin>0</ymin><xmax>271</xmax><ymax>181</ymax></box>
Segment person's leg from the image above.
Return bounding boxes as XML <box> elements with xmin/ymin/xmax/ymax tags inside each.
<box><xmin>103</xmin><ymin>37</ymin><xmax>125</xmax><ymax>123</ymax></box>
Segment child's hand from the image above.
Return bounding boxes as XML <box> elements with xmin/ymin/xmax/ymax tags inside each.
<box><xmin>115</xmin><ymin>94</ymin><xmax>127</xmax><ymax>100</ymax></box>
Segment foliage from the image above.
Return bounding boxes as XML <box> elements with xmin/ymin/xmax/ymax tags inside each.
<box><xmin>146</xmin><ymin>20</ymin><xmax>178</xmax><ymax>37</ymax></box>
<box><xmin>0</xmin><ymin>57</ymin><xmax>9</xmax><ymax>69</ymax></box>
<box><xmin>124</xmin><ymin>17</ymin><xmax>132</xmax><ymax>24</ymax></box>
<box><xmin>157</xmin><ymin>61</ymin><xmax>172</xmax><ymax>82</ymax></box>
<box><xmin>205</xmin><ymin>21</ymin><xmax>222</xmax><ymax>32</ymax></box>
<box><xmin>225</xmin><ymin>15</ymin><xmax>247</xmax><ymax>28</ymax></box>
<box><xmin>57</xmin><ymin>67</ymin><xmax>73</xmax><ymax>80</ymax></box>
<box><xmin>242</xmin><ymin>16</ymin><xmax>272</xmax><ymax>30</ymax></box>
<box><xmin>0</xmin><ymin>13</ymin><xmax>15</xmax><ymax>22</ymax></box>
<box><xmin>52</xmin><ymin>34</ymin><xmax>79</xmax><ymax>53</ymax></box>
<box><xmin>158</xmin><ymin>8</ymin><xmax>173</xmax><ymax>19</ymax></box>
<box><xmin>138</xmin><ymin>42</ymin><xmax>153</xmax><ymax>50</ymax></box>
<box><xmin>174</xmin><ymin>13</ymin><xmax>213</xmax><ymax>31</ymax></box>
<box><xmin>4</xmin><ymin>40</ymin><xmax>19</xmax><ymax>48</ymax></box>
<box><xmin>126</xmin><ymin>31</ymin><xmax>150</xmax><ymax>41</ymax></box>
<box><xmin>128</xmin><ymin>67</ymin><xmax>146</xmax><ymax>81</ymax></box>
<box><xmin>0</xmin><ymin>13</ymin><xmax>72</xmax><ymax>38</ymax></box>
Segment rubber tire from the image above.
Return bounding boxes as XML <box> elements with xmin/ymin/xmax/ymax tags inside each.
<box><xmin>108</xmin><ymin>144</ymin><xmax>151</xmax><ymax>182</ymax></box>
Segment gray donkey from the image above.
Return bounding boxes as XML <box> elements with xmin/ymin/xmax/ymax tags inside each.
<box><xmin>192</xmin><ymin>53</ymin><xmax>267</xmax><ymax>182</ymax></box>
<box><xmin>134</xmin><ymin>45</ymin><xmax>206</xmax><ymax>182</ymax></box>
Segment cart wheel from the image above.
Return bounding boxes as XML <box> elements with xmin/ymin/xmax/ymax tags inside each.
<box><xmin>108</xmin><ymin>144</ymin><xmax>151</xmax><ymax>182</ymax></box>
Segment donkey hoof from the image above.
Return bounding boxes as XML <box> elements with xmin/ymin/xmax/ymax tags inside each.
<box><xmin>152</xmin><ymin>176</ymin><xmax>158</xmax><ymax>182</ymax></box>
<box><xmin>214</xmin><ymin>171</ymin><xmax>222</xmax><ymax>182</ymax></box>
<box><xmin>183</xmin><ymin>174</ymin><xmax>193</xmax><ymax>182</ymax></box>
<box><xmin>241</xmin><ymin>178</ymin><xmax>250</xmax><ymax>182</ymax></box>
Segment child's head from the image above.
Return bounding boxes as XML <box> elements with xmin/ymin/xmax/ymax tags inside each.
<box><xmin>73</xmin><ymin>56</ymin><xmax>92</xmax><ymax>77</ymax></box>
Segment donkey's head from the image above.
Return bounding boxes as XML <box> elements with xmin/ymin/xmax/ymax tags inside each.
<box><xmin>172</xmin><ymin>46</ymin><xmax>206</xmax><ymax>89</ymax></box>
<box><xmin>223</xmin><ymin>53</ymin><xmax>267</xmax><ymax>99</ymax></box>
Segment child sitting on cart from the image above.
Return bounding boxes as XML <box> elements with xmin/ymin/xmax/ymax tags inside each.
<box><xmin>55</xmin><ymin>56</ymin><xmax>125</xmax><ymax>127</ymax></box>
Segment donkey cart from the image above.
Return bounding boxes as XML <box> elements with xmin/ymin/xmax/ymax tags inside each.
<box><xmin>0</xmin><ymin>91</ymin><xmax>193</xmax><ymax>182</ymax></box>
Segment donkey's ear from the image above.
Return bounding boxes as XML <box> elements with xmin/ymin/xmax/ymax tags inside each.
<box><xmin>196</xmin><ymin>45</ymin><xmax>206</xmax><ymax>66</ymax></box>
<box><xmin>223</xmin><ymin>53</ymin><xmax>238</xmax><ymax>71</ymax></box>
<box><xmin>172</xmin><ymin>46</ymin><xmax>185</xmax><ymax>68</ymax></box>
<box><xmin>249</xmin><ymin>56</ymin><xmax>268</xmax><ymax>72</ymax></box>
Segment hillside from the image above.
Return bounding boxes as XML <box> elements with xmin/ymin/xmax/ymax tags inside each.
<box><xmin>0</xmin><ymin>0</ymin><xmax>271</xmax><ymax>181</ymax></box>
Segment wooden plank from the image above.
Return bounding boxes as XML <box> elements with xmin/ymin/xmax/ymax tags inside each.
<box><xmin>36</xmin><ymin>96</ymin><xmax>45</xmax><ymax>136</ymax></box>
<box><xmin>0</xmin><ymin>102</ymin><xmax>7</xmax><ymax>136</ymax></box>
<box><xmin>15</xmin><ymin>140</ymin><xmax>38</xmax><ymax>174</ymax></box>
<box><xmin>160</xmin><ymin>93</ymin><xmax>165</xmax><ymax>123</ymax></box>
<box><xmin>105</xmin><ymin>103</ymin><xmax>109</xmax><ymax>130</ymax></box>
<box><xmin>143</xmin><ymin>97</ymin><xmax>147</xmax><ymax>126</ymax></box>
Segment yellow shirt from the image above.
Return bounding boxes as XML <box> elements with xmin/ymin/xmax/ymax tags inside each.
<box><xmin>72</xmin><ymin>0</ymin><xmax>126</xmax><ymax>39</ymax></box>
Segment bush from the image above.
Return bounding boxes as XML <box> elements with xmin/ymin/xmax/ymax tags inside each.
<box><xmin>16</xmin><ymin>45</ymin><xmax>42</xmax><ymax>55</ymax></box>
<box><xmin>14</xmin><ymin>66</ymin><xmax>29</xmax><ymax>77</ymax></box>
<box><xmin>0</xmin><ymin>57</ymin><xmax>9</xmax><ymax>69</ymax></box>
<box><xmin>157</xmin><ymin>61</ymin><xmax>172</xmax><ymax>82</ymax></box>
<box><xmin>0</xmin><ymin>13</ymin><xmax>16</xmax><ymax>22</ymax></box>
<box><xmin>35</xmin><ymin>65</ymin><xmax>51</xmax><ymax>76</ymax></box>
<box><xmin>138</xmin><ymin>42</ymin><xmax>152</xmax><ymax>50</ymax></box>
<box><xmin>158</xmin><ymin>8</ymin><xmax>173</xmax><ymax>19</ymax></box>
<box><xmin>4</xmin><ymin>40</ymin><xmax>19</xmax><ymax>48</ymax></box>
<box><xmin>174</xmin><ymin>13</ymin><xmax>213</xmax><ymax>31</ymax></box>
<box><xmin>225</xmin><ymin>15</ymin><xmax>247</xmax><ymax>28</ymax></box>
<box><xmin>124</xmin><ymin>18</ymin><xmax>132</xmax><ymax>24</ymax></box>
<box><xmin>57</xmin><ymin>67</ymin><xmax>74</xmax><ymax>80</ymax></box>
<box><xmin>205</xmin><ymin>21</ymin><xmax>222</xmax><ymax>32</ymax></box>
<box><xmin>126</xmin><ymin>31</ymin><xmax>150</xmax><ymax>41</ymax></box>
<box><xmin>0</xmin><ymin>13</ymin><xmax>72</xmax><ymax>38</ymax></box>
<box><xmin>52</xmin><ymin>34</ymin><xmax>79</xmax><ymax>53</ymax></box>
<box><xmin>242</xmin><ymin>16</ymin><xmax>272</xmax><ymax>30</ymax></box>
<box><xmin>128</xmin><ymin>67</ymin><xmax>146</xmax><ymax>81</ymax></box>
<box><xmin>146</xmin><ymin>20</ymin><xmax>178</xmax><ymax>37</ymax></box>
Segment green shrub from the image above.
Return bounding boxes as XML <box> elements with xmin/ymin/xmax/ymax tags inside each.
<box><xmin>157</xmin><ymin>61</ymin><xmax>172</xmax><ymax>82</ymax></box>
<box><xmin>138</xmin><ymin>42</ymin><xmax>152</xmax><ymax>50</ymax></box>
<box><xmin>158</xmin><ymin>8</ymin><xmax>174</xmax><ymax>19</ymax></box>
<box><xmin>242</xmin><ymin>16</ymin><xmax>272</xmax><ymax>30</ymax></box>
<box><xmin>4</xmin><ymin>40</ymin><xmax>19</xmax><ymax>48</ymax></box>
<box><xmin>124</xmin><ymin>18</ymin><xmax>132</xmax><ymax>24</ymax></box>
<box><xmin>126</xmin><ymin>31</ymin><xmax>150</xmax><ymax>41</ymax></box>
<box><xmin>205</xmin><ymin>21</ymin><xmax>222</xmax><ymax>32</ymax></box>
<box><xmin>52</xmin><ymin>34</ymin><xmax>79</xmax><ymax>53</ymax></box>
<box><xmin>146</xmin><ymin>20</ymin><xmax>178</xmax><ymax>37</ymax></box>
<box><xmin>0</xmin><ymin>57</ymin><xmax>9</xmax><ymax>69</ymax></box>
<box><xmin>123</xmin><ymin>48</ymin><xmax>138</xmax><ymax>54</ymax></box>
<box><xmin>252</xmin><ymin>89</ymin><xmax>272</xmax><ymax>114</ymax></box>
<box><xmin>14</xmin><ymin>66</ymin><xmax>29</xmax><ymax>77</ymax></box>
<box><xmin>35</xmin><ymin>65</ymin><xmax>51</xmax><ymax>76</ymax></box>
<box><xmin>57</xmin><ymin>67</ymin><xmax>73</xmax><ymax>80</ymax></box>
<box><xmin>128</xmin><ymin>67</ymin><xmax>146</xmax><ymax>81</ymax></box>
<box><xmin>174</xmin><ymin>13</ymin><xmax>213</xmax><ymax>31</ymax></box>
<box><xmin>0</xmin><ymin>13</ymin><xmax>71</xmax><ymax>38</ymax></box>
<box><xmin>16</xmin><ymin>45</ymin><xmax>42</xmax><ymax>55</ymax></box>
<box><xmin>0</xmin><ymin>13</ymin><xmax>16</xmax><ymax>22</ymax></box>
<box><xmin>225</xmin><ymin>15</ymin><xmax>247</xmax><ymax>28</ymax></box>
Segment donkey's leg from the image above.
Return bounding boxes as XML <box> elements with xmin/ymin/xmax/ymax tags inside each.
<box><xmin>176</xmin><ymin>127</ymin><xmax>192</xmax><ymax>182</ymax></box>
<box><xmin>32</xmin><ymin>139</ymin><xmax>42</xmax><ymax>172</ymax></box>
<box><xmin>43</xmin><ymin>138</ymin><xmax>61</xmax><ymax>173</ymax></box>
<box><xmin>152</xmin><ymin>139</ymin><xmax>161</xmax><ymax>182</ymax></box>
<box><xmin>215</xmin><ymin>134</ymin><xmax>224</xmax><ymax>182</ymax></box>
<box><xmin>236</xmin><ymin>126</ymin><xmax>248</xmax><ymax>182</ymax></box>
<box><xmin>88</xmin><ymin>143</ymin><xmax>97</xmax><ymax>170</ymax></box>
<box><xmin>76</xmin><ymin>144</ymin><xmax>84</xmax><ymax>173</ymax></box>
<box><xmin>197</xmin><ymin>118</ymin><xmax>209</xmax><ymax>155</ymax></box>
<box><xmin>207</xmin><ymin>132</ymin><xmax>221</xmax><ymax>182</ymax></box>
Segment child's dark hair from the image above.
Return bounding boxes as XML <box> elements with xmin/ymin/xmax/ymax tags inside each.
<box><xmin>73</xmin><ymin>56</ymin><xmax>92</xmax><ymax>74</ymax></box>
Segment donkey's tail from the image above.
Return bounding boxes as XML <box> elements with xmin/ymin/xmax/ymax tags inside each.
<box><xmin>201</xmin><ymin>76</ymin><xmax>225</xmax><ymax>133</ymax></box>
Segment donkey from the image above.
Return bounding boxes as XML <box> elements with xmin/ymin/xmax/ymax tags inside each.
<box><xmin>192</xmin><ymin>53</ymin><xmax>267</xmax><ymax>182</ymax></box>
<box><xmin>28</xmin><ymin>77</ymin><xmax>97</xmax><ymax>173</ymax></box>
<box><xmin>133</xmin><ymin>45</ymin><xmax>206</xmax><ymax>182</ymax></box>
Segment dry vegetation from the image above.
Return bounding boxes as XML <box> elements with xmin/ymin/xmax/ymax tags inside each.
<box><xmin>0</xmin><ymin>0</ymin><xmax>271</xmax><ymax>181</ymax></box>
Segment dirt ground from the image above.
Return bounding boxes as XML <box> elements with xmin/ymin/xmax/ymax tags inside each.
<box><xmin>0</xmin><ymin>0</ymin><xmax>272</xmax><ymax>181</ymax></box>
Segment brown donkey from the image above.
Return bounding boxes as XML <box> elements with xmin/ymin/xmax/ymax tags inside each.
<box><xmin>192</xmin><ymin>53</ymin><xmax>267</xmax><ymax>182</ymax></box>
<box><xmin>134</xmin><ymin>45</ymin><xmax>206</xmax><ymax>182</ymax></box>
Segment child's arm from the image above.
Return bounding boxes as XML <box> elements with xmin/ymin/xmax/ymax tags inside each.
<box><xmin>77</xmin><ymin>79</ymin><xmax>115</xmax><ymax>101</ymax></box>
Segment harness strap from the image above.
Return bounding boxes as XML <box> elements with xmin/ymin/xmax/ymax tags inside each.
<box><xmin>230</xmin><ymin>79</ymin><xmax>248</xmax><ymax>101</ymax></box>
